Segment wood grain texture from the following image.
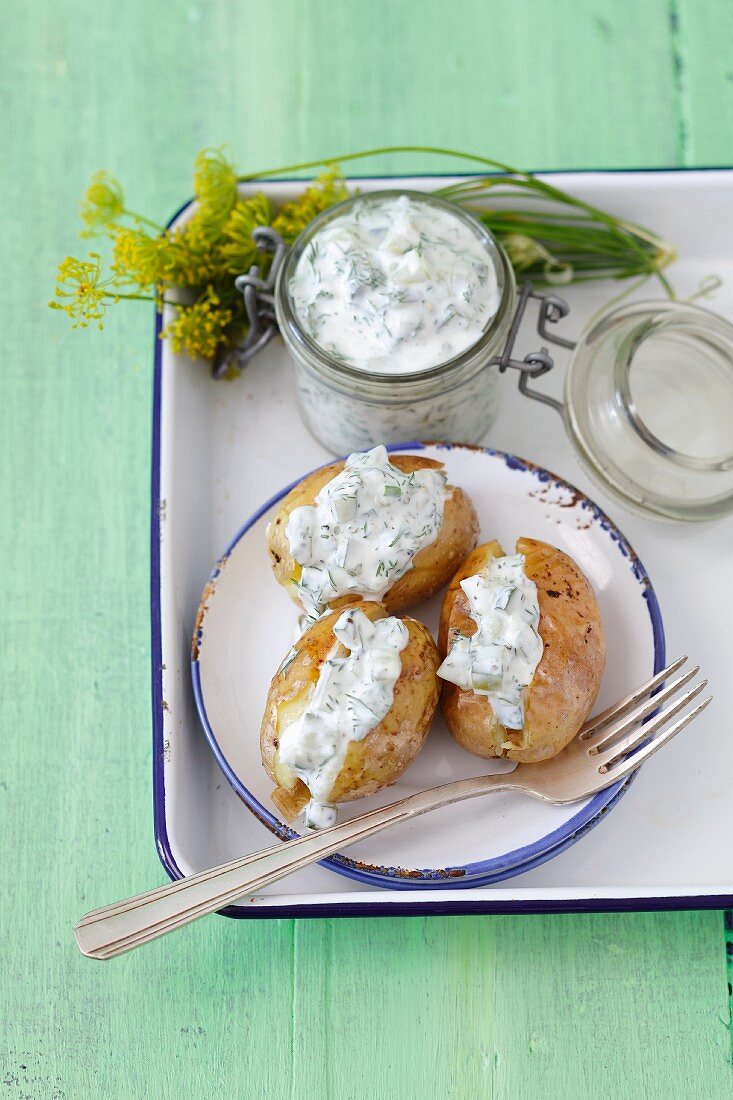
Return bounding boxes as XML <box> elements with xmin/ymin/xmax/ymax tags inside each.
<box><xmin>2</xmin><ymin>1</ymin><xmax>732</xmax><ymax>1096</ymax></box>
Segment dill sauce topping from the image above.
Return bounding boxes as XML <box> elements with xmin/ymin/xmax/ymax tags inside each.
<box><xmin>438</xmin><ymin>554</ymin><xmax>543</xmax><ymax>732</ymax></box>
<box><xmin>277</xmin><ymin>606</ymin><xmax>409</xmax><ymax>829</ymax></box>
<box><xmin>289</xmin><ymin>194</ymin><xmax>500</xmax><ymax>374</ymax></box>
<box><xmin>286</xmin><ymin>445</ymin><xmax>446</xmax><ymax>619</ymax></box>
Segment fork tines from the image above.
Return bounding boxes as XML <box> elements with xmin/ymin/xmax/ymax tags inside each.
<box><xmin>580</xmin><ymin>656</ymin><xmax>712</xmax><ymax>781</ymax></box>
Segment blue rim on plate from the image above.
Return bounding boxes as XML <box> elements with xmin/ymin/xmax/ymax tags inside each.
<box><xmin>151</xmin><ymin>169</ymin><xmax>733</xmax><ymax>917</ymax></box>
<box><xmin>188</xmin><ymin>442</ymin><xmax>666</xmax><ymax>890</ymax></box>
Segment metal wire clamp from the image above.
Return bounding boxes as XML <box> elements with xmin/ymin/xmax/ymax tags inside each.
<box><xmin>488</xmin><ymin>283</ymin><xmax>575</xmax><ymax>415</ymax></box>
<box><xmin>212</xmin><ymin>227</ymin><xmax>288</xmax><ymax>379</ymax></box>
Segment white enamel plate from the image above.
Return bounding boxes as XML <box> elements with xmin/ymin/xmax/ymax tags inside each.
<box><xmin>191</xmin><ymin>443</ymin><xmax>664</xmax><ymax>889</ymax></box>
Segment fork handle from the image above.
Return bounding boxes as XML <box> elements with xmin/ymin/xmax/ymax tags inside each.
<box><xmin>75</xmin><ymin>773</ymin><xmax>517</xmax><ymax>959</ymax></box>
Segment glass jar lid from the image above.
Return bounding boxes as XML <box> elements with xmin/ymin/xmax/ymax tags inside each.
<box><xmin>564</xmin><ymin>299</ymin><xmax>733</xmax><ymax>521</ymax></box>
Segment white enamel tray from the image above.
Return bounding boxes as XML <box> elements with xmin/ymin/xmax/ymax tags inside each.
<box><xmin>153</xmin><ymin>170</ymin><xmax>733</xmax><ymax>917</ymax></box>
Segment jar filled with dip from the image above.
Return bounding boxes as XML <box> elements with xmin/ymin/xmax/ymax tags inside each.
<box><xmin>274</xmin><ymin>191</ymin><xmax>517</xmax><ymax>454</ymax></box>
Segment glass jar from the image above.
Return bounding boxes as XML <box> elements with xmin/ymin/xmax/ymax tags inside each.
<box><xmin>562</xmin><ymin>299</ymin><xmax>733</xmax><ymax>521</ymax></box>
<box><xmin>273</xmin><ymin>190</ymin><xmax>518</xmax><ymax>454</ymax></box>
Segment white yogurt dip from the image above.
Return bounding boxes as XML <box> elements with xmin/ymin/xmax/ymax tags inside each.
<box><xmin>289</xmin><ymin>194</ymin><xmax>500</xmax><ymax>375</ymax></box>
<box><xmin>438</xmin><ymin>553</ymin><xmax>543</xmax><ymax>732</ymax></box>
<box><xmin>277</xmin><ymin>606</ymin><xmax>409</xmax><ymax>828</ymax></box>
<box><xmin>285</xmin><ymin>445</ymin><xmax>446</xmax><ymax>619</ymax></box>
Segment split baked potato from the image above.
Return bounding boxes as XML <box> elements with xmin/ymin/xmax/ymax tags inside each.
<box><xmin>261</xmin><ymin>600</ymin><xmax>441</xmax><ymax>822</ymax></box>
<box><xmin>266</xmin><ymin>453</ymin><xmax>478</xmax><ymax>615</ymax></box>
<box><xmin>438</xmin><ymin>537</ymin><xmax>605</xmax><ymax>763</ymax></box>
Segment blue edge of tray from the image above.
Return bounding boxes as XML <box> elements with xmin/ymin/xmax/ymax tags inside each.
<box><xmin>150</xmin><ymin>167</ymin><xmax>732</xmax><ymax>918</ymax></box>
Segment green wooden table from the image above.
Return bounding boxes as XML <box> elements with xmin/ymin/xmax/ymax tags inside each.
<box><xmin>3</xmin><ymin>2</ymin><xmax>733</xmax><ymax>1096</ymax></box>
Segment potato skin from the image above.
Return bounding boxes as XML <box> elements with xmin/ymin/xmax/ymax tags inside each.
<box><xmin>266</xmin><ymin>455</ymin><xmax>479</xmax><ymax>614</ymax></box>
<box><xmin>439</xmin><ymin>538</ymin><xmax>605</xmax><ymax>763</ymax></box>
<box><xmin>260</xmin><ymin>601</ymin><xmax>440</xmax><ymax>819</ymax></box>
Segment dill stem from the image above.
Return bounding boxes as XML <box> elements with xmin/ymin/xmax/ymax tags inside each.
<box><xmin>113</xmin><ymin>292</ymin><xmax>183</xmax><ymax>307</ymax></box>
<box><xmin>123</xmin><ymin>210</ymin><xmax>167</xmax><ymax>233</ymax></box>
<box><xmin>115</xmin><ymin>293</ymin><xmax>205</xmax><ymax>310</ymax></box>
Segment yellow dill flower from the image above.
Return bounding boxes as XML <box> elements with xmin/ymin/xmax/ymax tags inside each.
<box><xmin>219</xmin><ymin>193</ymin><xmax>272</xmax><ymax>273</ymax></box>
<box><xmin>162</xmin><ymin>286</ymin><xmax>234</xmax><ymax>360</ymax></box>
<box><xmin>271</xmin><ymin>169</ymin><xmax>348</xmax><ymax>243</ymax></box>
<box><xmin>192</xmin><ymin>148</ymin><xmax>239</xmax><ymax>240</ymax></box>
<box><xmin>160</xmin><ymin>220</ymin><xmax>221</xmax><ymax>287</ymax></box>
<box><xmin>80</xmin><ymin>172</ymin><xmax>125</xmax><ymax>237</ymax></box>
<box><xmin>112</xmin><ymin>226</ymin><xmax>165</xmax><ymax>288</ymax></box>
<box><xmin>49</xmin><ymin>253</ymin><xmax>120</xmax><ymax>329</ymax></box>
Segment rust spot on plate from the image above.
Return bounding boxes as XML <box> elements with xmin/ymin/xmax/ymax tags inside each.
<box><xmin>191</xmin><ymin>580</ymin><xmax>217</xmax><ymax>661</ymax></box>
<box><xmin>191</xmin><ymin>551</ymin><xmax>232</xmax><ymax>660</ymax></box>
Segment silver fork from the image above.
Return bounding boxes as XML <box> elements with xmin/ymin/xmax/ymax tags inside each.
<box><xmin>75</xmin><ymin>656</ymin><xmax>710</xmax><ymax>959</ymax></box>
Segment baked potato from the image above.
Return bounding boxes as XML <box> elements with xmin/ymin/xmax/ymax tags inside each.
<box><xmin>266</xmin><ymin>446</ymin><xmax>478</xmax><ymax>618</ymax></box>
<box><xmin>438</xmin><ymin>537</ymin><xmax>605</xmax><ymax>763</ymax></box>
<box><xmin>260</xmin><ymin>601</ymin><xmax>441</xmax><ymax>825</ymax></box>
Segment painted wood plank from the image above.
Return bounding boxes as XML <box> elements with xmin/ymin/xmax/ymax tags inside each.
<box><xmin>489</xmin><ymin>912</ymin><xmax>732</xmax><ymax>1098</ymax></box>
<box><xmin>294</xmin><ymin>917</ymin><xmax>499</xmax><ymax>1098</ymax></box>
<box><xmin>1</xmin><ymin>0</ymin><xmax>732</xmax><ymax>1097</ymax></box>
<box><xmin>176</xmin><ymin>0</ymin><xmax>686</xmax><ymax>177</ymax></box>
<box><xmin>291</xmin><ymin>915</ymin><xmax>732</xmax><ymax>1099</ymax></box>
<box><xmin>675</xmin><ymin>0</ymin><xmax>733</xmax><ymax>165</ymax></box>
